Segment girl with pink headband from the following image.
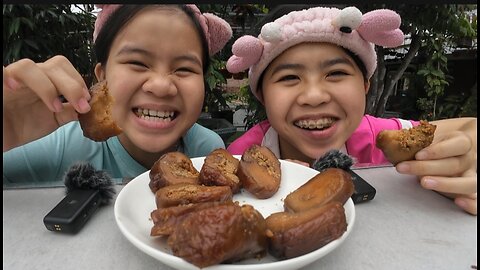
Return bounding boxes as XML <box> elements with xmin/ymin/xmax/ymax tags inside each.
<box><xmin>226</xmin><ymin>5</ymin><xmax>477</xmax><ymax>215</ymax></box>
<box><xmin>4</xmin><ymin>5</ymin><xmax>233</xmax><ymax>185</ymax></box>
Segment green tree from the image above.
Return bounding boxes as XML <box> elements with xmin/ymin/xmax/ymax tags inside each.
<box><xmin>3</xmin><ymin>4</ymin><xmax>96</xmax><ymax>85</ymax></box>
<box><xmin>364</xmin><ymin>4</ymin><xmax>477</xmax><ymax>119</ymax></box>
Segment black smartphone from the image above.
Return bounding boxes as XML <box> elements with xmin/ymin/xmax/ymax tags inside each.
<box><xmin>43</xmin><ymin>189</ymin><xmax>101</xmax><ymax>233</ymax></box>
<box><xmin>346</xmin><ymin>168</ymin><xmax>376</xmax><ymax>204</ymax></box>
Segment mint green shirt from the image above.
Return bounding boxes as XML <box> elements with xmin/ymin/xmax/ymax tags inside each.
<box><xmin>3</xmin><ymin>122</ymin><xmax>225</xmax><ymax>187</ymax></box>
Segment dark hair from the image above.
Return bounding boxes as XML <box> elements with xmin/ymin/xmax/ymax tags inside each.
<box><xmin>93</xmin><ymin>5</ymin><xmax>210</xmax><ymax>74</ymax></box>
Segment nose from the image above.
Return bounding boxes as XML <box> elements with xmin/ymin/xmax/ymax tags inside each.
<box><xmin>296</xmin><ymin>81</ymin><xmax>331</xmax><ymax>106</ymax></box>
<box><xmin>142</xmin><ymin>72</ymin><xmax>178</xmax><ymax>97</ymax></box>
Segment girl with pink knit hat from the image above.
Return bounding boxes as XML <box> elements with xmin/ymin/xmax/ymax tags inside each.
<box><xmin>226</xmin><ymin>5</ymin><xmax>477</xmax><ymax>215</ymax></box>
<box><xmin>4</xmin><ymin>5</ymin><xmax>233</xmax><ymax>184</ymax></box>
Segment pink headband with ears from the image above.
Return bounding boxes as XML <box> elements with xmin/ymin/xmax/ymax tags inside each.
<box><xmin>226</xmin><ymin>6</ymin><xmax>405</xmax><ymax>102</ymax></box>
<box><xmin>93</xmin><ymin>4</ymin><xmax>232</xmax><ymax>56</ymax></box>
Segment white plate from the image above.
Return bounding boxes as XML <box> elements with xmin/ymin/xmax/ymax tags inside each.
<box><xmin>114</xmin><ymin>156</ymin><xmax>355</xmax><ymax>270</ymax></box>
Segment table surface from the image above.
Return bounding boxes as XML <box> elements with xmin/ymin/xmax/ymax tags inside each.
<box><xmin>3</xmin><ymin>166</ymin><xmax>477</xmax><ymax>270</ymax></box>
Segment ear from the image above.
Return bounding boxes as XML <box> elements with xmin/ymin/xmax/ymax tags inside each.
<box><xmin>364</xmin><ymin>80</ymin><xmax>371</xmax><ymax>94</ymax></box>
<box><xmin>94</xmin><ymin>63</ymin><xmax>105</xmax><ymax>82</ymax></box>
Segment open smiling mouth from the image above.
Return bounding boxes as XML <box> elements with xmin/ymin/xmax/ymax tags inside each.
<box><xmin>294</xmin><ymin>117</ymin><xmax>336</xmax><ymax>131</ymax></box>
<box><xmin>133</xmin><ymin>108</ymin><xmax>178</xmax><ymax>122</ymax></box>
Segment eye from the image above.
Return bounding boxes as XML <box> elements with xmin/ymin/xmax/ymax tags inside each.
<box><xmin>175</xmin><ymin>66</ymin><xmax>202</xmax><ymax>76</ymax></box>
<box><xmin>277</xmin><ymin>75</ymin><xmax>299</xmax><ymax>82</ymax></box>
<box><xmin>127</xmin><ymin>61</ymin><xmax>148</xmax><ymax>68</ymax></box>
<box><xmin>176</xmin><ymin>67</ymin><xmax>194</xmax><ymax>73</ymax></box>
<box><xmin>328</xmin><ymin>71</ymin><xmax>348</xmax><ymax>77</ymax></box>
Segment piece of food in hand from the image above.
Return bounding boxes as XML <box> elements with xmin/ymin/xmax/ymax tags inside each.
<box><xmin>237</xmin><ymin>145</ymin><xmax>281</xmax><ymax>199</ymax></box>
<box><xmin>376</xmin><ymin>120</ymin><xmax>436</xmax><ymax>165</ymax></box>
<box><xmin>199</xmin><ymin>148</ymin><xmax>241</xmax><ymax>193</ymax></box>
<box><xmin>284</xmin><ymin>168</ymin><xmax>354</xmax><ymax>213</ymax></box>
<box><xmin>154</xmin><ymin>183</ymin><xmax>233</xmax><ymax>208</ymax></box>
<box><xmin>149</xmin><ymin>152</ymin><xmax>199</xmax><ymax>193</ymax></box>
<box><xmin>167</xmin><ymin>203</ymin><xmax>267</xmax><ymax>268</ymax></box>
<box><xmin>265</xmin><ymin>201</ymin><xmax>347</xmax><ymax>259</ymax></box>
<box><xmin>151</xmin><ymin>201</ymin><xmax>233</xmax><ymax>237</ymax></box>
<box><xmin>78</xmin><ymin>81</ymin><xmax>122</xmax><ymax>141</ymax></box>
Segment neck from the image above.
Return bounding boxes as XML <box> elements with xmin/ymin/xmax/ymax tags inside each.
<box><xmin>118</xmin><ymin>135</ymin><xmax>181</xmax><ymax>169</ymax></box>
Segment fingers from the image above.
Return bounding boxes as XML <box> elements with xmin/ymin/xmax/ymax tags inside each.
<box><xmin>3</xmin><ymin>66</ymin><xmax>21</xmax><ymax>91</ymax></box>
<box><xmin>416</xmin><ymin>131</ymin><xmax>472</xmax><ymax>161</ymax></box>
<box><xmin>454</xmin><ymin>194</ymin><xmax>477</xmax><ymax>215</ymax></box>
<box><xmin>54</xmin><ymin>103</ymin><xmax>80</xmax><ymax>126</ymax></box>
<box><xmin>397</xmin><ymin>154</ymin><xmax>473</xmax><ymax>177</ymax></box>
<box><xmin>4</xmin><ymin>56</ymin><xmax>91</xmax><ymax>113</ymax></box>
<box><xmin>420</xmin><ymin>174</ymin><xmax>476</xmax><ymax>195</ymax></box>
<box><xmin>38</xmin><ymin>56</ymin><xmax>91</xmax><ymax>113</ymax></box>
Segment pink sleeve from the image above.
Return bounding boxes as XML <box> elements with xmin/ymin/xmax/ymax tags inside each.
<box><xmin>227</xmin><ymin>120</ymin><xmax>270</xmax><ymax>155</ymax></box>
<box><xmin>346</xmin><ymin>115</ymin><xmax>420</xmax><ymax>165</ymax></box>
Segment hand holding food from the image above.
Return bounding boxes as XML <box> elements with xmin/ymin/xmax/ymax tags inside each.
<box><xmin>78</xmin><ymin>81</ymin><xmax>122</xmax><ymax>142</ymax></box>
<box><xmin>376</xmin><ymin>121</ymin><xmax>436</xmax><ymax>165</ymax></box>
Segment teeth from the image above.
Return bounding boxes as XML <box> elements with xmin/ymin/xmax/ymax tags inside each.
<box><xmin>135</xmin><ymin>108</ymin><xmax>175</xmax><ymax>120</ymax></box>
<box><xmin>295</xmin><ymin>118</ymin><xmax>335</xmax><ymax>130</ymax></box>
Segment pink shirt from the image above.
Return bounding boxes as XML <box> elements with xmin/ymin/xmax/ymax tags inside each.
<box><xmin>227</xmin><ymin>114</ymin><xmax>420</xmax><ymax>166</ymax></box>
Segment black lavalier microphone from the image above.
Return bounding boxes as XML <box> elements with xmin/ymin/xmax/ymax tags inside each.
<box><xmin>312</xmin><ymin>150</ymin><xmax>376</xmax><ymax>204</ymax></box>
<box><xmin>43</xmin><ymin>162</ymin><xmax>116</xmax><ymax>233</ymax></box>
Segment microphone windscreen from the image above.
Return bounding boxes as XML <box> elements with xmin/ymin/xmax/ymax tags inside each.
<box><xmin>64</xmin><ymin>162</ymin><xmax>116</xmax><ymax>205</ymax></box>
<box><xmin>312</xmin><ymin>150</ymin><xmax>354</xmax><ymax>172</ymax></box>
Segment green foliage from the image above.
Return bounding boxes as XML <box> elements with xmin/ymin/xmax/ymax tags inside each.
<box><xmin>236</xmin><ymin>83</ymin><xmax>266</xmax><ymax>129</ymax></box>
<box><xmin>3</xmin><ymin>4</ymin><xmax>96</xmax><ymax>84</ymax></box>
<box><xmin>412</xmin><ymin>5</ymin><xmax>477</xmax><ymax>121</ymax></box>
<box><xmin>204</xmin><ymin>58</ymin><xmax>230</xmax><ymax>112</ymax></box>
<box><xmin>459</xmin><ymin>87</ymin><xmax>477</xmax><ymax>117</ymax></box>
<box><xmin>198</xmin><ymin>4</ymin><xmax>269</xmax><ymax>117</ymax></box>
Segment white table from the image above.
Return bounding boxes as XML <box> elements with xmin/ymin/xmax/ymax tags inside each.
<box><xmin>3</xmin><ymin>167</ymin><xmax>477</xmax><ymax>270</ymax></box>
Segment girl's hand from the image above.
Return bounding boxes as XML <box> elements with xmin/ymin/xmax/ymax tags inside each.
<box><xmin>396</xmin><ymin>130</ymin><xmax>477</xmax><ymax>215</ymax></box>
<box><xmin>3</xmin><ymin>56</ymin><xmax>91</xmax><ymax>152</ymax></box>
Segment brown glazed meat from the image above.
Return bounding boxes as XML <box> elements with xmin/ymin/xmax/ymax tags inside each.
<box><xmin>154</xmin><ymin>183</ymin><xmax>233</xmax><ymax>208</ymax></box>
<box><xmin>199</xmin><ymin>148</ymin><xmax>241</xmax><ymax>193</ymax></box>
<box><xmin>78</xmin><ymin>81</ymin><xmax>122</xmax><ymax>141</ymax></box>
<box><xmin>376</xmin><ymin>120</ymin><xmax>436</xmax><ymax>165</ymax></box>
<box><xmin>237</xmin><ymin>145</ymin><xmax>281</xmax><ymax>199</ymax></box>
<box><xmin>284</xmin><ymin>168</ymin><xmax>354</xmax><ymax>213</ymax></box>
<box><xmin>149</xmin><ymin>152</ymin><xmax>199</xmax><ymax>193</ymax></box>
<box><xmin>167</xmin><ymin>203</ymin><xmax>267</xmax><ymax>268</ymax></box>
<box><xmin>265</xmin><ymin>202</ymin><xmax>347</xmax><ymax>259</ymax></box>
<box><xmin>151</xmin><ymin>201</ymin><xmax>233</xmax><ymax>236</ymax></box>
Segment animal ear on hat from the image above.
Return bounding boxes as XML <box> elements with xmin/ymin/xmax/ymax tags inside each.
<box><xmin>226</xmin><ymin>35</ymin><xmax>263</xmax><ymax>73</ymax></box>
<box><xmin>357</xmin><ymin>9</ymin><xmax>404</xmax><ymax>48</ymax></box>
<box><xmin>93</xmin><ymin>5</ymin><xmax>122</xmax><ymax>42</ymax></box>
<box><xmin>203</xmin><ymin>13</ymin><xmax>233</xmax><ymax>55</ymax></box>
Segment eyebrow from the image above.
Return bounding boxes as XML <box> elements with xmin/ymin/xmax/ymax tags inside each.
<box><xmin>116</xmin><ymin>45</ymin><xmax>202</xmax><ymax>66</ymax></box>
<box><xmin>270</xmin><ymin>56</ymin><xmax>355</xmax><ymax>75</ymax></box>
<box><xmin>116</xmin><ymin>46</ymin><xmax>152</xmax><ymax>57</ymax></box>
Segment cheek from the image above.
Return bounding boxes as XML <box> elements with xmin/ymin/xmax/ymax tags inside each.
<box><xmin>263</xmin><ymin>89</ymin><xmax>291</xmax><ymax>123</ymax></box>
<box><xmin>181</xmin><ymin>79</ymin><xmax>205</xmax><ymax>110</ymax></box>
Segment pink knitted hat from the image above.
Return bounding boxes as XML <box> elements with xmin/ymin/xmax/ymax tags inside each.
<box><xmin>93</xmin><ymin>4</ymin><xmax>232</xmax><ymax>56</ymax></box>
<box><xmin>226</xmin><ymin>6</ymin><xmax>404</xmax><ymax>102</ymax></box>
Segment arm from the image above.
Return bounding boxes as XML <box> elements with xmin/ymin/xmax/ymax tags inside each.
<box><xmin>396</xmin><ymin>117</ymin><xmax>477</xmax><ymax>215</ymax></box>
